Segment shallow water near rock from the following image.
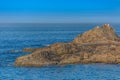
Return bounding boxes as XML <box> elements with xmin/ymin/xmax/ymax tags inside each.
<box><xmin>0</xmin><ymin>23</ymin><xmax>120</xmax><ymax>80</ymax></box>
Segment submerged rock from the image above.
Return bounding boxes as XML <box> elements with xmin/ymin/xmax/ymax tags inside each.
<box><xmin>15</xmin><ymin>24</ymin><xmax>120</xmax><ymax>67</ymax></box>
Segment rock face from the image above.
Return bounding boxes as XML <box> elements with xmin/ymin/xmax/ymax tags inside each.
<box><xmin>15</xmin><ymin>24</ymin><xmax>120</xmax><ymax>67</ymax></box>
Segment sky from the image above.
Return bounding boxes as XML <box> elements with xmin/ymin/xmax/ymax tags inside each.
<box><xmin>0</xmin><ymin>0</ymin><xmax>120</xmax><ymax>23</ymax></box>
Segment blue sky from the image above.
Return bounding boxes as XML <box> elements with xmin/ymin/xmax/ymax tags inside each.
<box><xmin>0</xmin><ymin>0</ymin><xmax>120</xmax><ymax>23</ymax></box>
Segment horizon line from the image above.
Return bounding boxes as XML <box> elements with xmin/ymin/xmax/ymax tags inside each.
<box><xmin>0</xmin><ymin>22</ymin><xmax>119</xmax><ymax>24</ymax></box>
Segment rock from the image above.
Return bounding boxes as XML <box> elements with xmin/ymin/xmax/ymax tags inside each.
<box><xmin>110</xmin><ymin>45</ymin><xmax>116</xmax><ymax>50</ymax></box>
<box><xmin>15</xmin><ymin>24</ymin><xmax>120</xmax><ymax>67</ymax></box>
<box><xmin>72</xmin><ymin>24</ymin><xmax>117</xmax><ymax>44</ymax></box>
<box><xmin>22</xmin><ymin>48</ymin><xmax>37</xmax><ymax>52</ymax></box>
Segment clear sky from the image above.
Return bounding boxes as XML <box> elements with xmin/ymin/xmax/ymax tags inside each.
<box><xmin>0</xmin><ymin>0</ymin><xmax>120</xmax><ymax>23</ymax></box>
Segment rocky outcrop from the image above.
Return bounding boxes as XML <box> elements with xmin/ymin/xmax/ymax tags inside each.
<box><xmin>73</xmin><ymin>24</ymin><xmax>118</xmax><ymax>44</ymax></box>
<box><xmin>15</xmin><ymin>24</ymin><xmax>120</xmax><ymax>67</ymax></box>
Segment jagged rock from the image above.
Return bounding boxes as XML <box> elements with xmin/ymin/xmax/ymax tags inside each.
<box><xmin>15</xmin><ymin>24</ymin><xmax>120</xmax><ymax>67</ymax></box>
<box><xmin>73</xmin><ymin>24</ymin><xmax>118</xmax><ymax>44</ymax></box>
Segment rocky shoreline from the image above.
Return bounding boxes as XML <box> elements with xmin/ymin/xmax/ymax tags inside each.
<box><xmin>15</xmin><ymin>24</ymin><xmax>120</xmax><ymax>67</ymax></box>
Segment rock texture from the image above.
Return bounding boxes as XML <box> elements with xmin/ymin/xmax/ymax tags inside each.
<box><xmin>15</xmin><ymin>24</ymin><xmax>120</xmax><ymax>67</ymax></box>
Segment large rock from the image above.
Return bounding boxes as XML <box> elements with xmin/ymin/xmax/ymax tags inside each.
<box><xmin>15</xmin><ymin>24</ymin><xmax>120</xmax><ymax>67</ymax></box>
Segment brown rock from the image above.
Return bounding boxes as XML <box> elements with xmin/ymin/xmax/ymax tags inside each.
<box><xmin>15</xmin><ymin>24</ymin><xmax>120</xmax><ymax>67</ymax></box>
<box><xmin>72</xmin><ymin>24</ymin><xmax>118</xmax><ymax>44</ymax></box>
<box><xmin>22</xmin><ymin>48</ymin><xmax>36</xmax><ymax>52</ymax></box>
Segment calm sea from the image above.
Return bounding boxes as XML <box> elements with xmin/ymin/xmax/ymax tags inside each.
<box><xmin>0</xmin><ymin>23</ymin><xmax>120</xmax><ymax>80</ymax></box>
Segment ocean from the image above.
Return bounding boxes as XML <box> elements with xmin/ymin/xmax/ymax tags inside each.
<box><xmin>0</xmin><ymin>23</ymin><xmax>120</xmax><ymax>80</ymax></box>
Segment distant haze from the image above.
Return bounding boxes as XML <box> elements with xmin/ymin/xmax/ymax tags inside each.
<box><xmin>0</xmin><ymin>0</ymin><xmax>120</xmax><ymax>23</ymax></box>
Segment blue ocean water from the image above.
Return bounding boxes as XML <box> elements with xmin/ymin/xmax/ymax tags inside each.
<box><xmin>0</xmin><ymin>23</ymin><xmax>120</xmax><ymax>80</ymax></box>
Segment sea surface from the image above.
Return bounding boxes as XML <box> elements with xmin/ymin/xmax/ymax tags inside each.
<box><xmin>0</xmin><ymin>23</ymin><xmax>120</xmax><ymax>80</ymax></box>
